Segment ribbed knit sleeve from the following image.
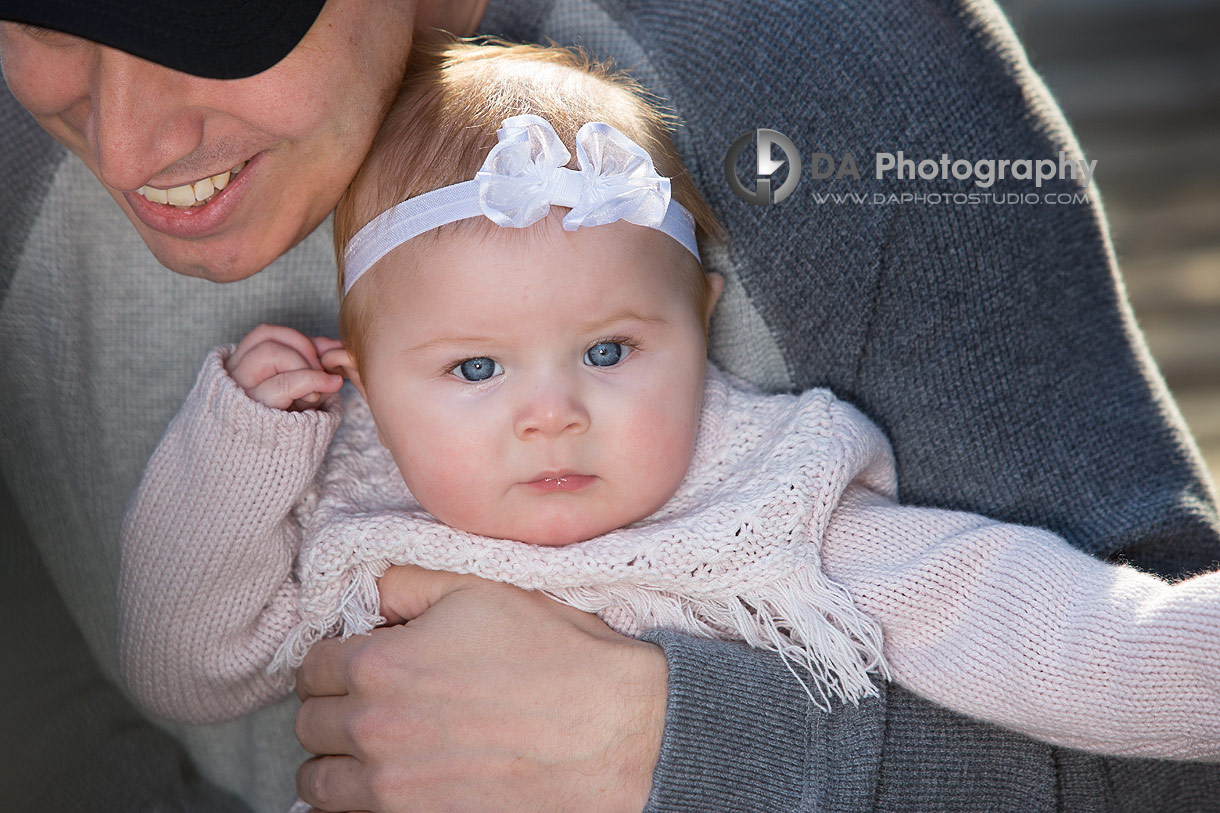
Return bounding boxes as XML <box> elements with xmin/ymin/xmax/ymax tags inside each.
<box><xmin>118</xmin><ymin>348</ymin><xmax>342</xmax><ymax>724</ymax></box>
<box><xmin>821</xmin><ymin>485</ymin><xmax>1220</xmax><ymax>761</ymax></box>
<box><xmin>641</xmin><ymin>629</ymin><xmax>884</xmax><ymax>813</ymax></box>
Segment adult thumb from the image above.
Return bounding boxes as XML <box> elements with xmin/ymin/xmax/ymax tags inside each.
<box><xmin>377</xmin><ymin>565</ymin><xmax>481</xmax><ymax>624</ymax></box>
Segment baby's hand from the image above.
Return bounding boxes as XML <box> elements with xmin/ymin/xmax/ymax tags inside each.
<box><xmin>225</xmin><ymin>324</ymin><xmax>346</xmax><ymax>411</ymax></box>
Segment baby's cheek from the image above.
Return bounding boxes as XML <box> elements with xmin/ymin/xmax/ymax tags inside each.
<box><xmin>406</xmin><ymin>426</ymin><xmax>512</xmax><ymax>529</ymax></box>
<box><xmin>402</xmin><ymin>444</ymin><xmax>472</xmax><ymax>508</ymax></box>
<box><xmin>620</xmin><ymin>408</ymin><xmax>697</xmax><ymax>506</ymax></box>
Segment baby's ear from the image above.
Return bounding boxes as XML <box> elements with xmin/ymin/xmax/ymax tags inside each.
<box><xmin>321</xmin><ymin>346</ymin><xmax>366</xmax><ymax>398</ymax></box>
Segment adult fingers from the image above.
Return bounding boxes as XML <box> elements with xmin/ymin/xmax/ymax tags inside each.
<box><xmin>294</xmin><ymin>694</ymin><xmax>359</xmax><ymax>756</ymax></box>
<box><xmin>296</xmin><ymin>630</ymin><xmax>379</xmax><ymax>700</ymax></box>
<box><xmin>246</xmin><ymin>369</ymin><xmax>343</xmax><ymax>411</ymax></box>
<box><xmin>297</xmin><ymin>755</ymin><xmax>373</xmax><ymax>813</ymax></box>
<box><xmin>294</xmin><ymin>580</ymin><xmax>666</xmax><ymax>812</ymax></box>
<box><xmin>230</xmin><ymin>324</ymin><xmax>323</xmax><ymax>371</ymax></box>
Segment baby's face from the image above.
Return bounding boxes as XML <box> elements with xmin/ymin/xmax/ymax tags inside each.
<box><xmin>356</xmin><ymin>216</ymin><xmax>714</xmax><ymax>547</ymax></box>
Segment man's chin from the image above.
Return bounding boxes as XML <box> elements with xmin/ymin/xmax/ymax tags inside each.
<box><xmin>137</xmin><ymin>216</ymin><xmax>324</xmax><ymax>283</ymax></box>
<box><xmin>146</xmin><ymin>243</ymin><xmax>266</xmax><ymax>283</ymax></box>
<box><xmin>119</xmin><ymin>200</ymin><xmax>295</xmax><ymax>283</ymax></box>
<box><xmin>129</xmin><ymin>219</ymin><xmax>290</xmax><ymax>282</ymax></box>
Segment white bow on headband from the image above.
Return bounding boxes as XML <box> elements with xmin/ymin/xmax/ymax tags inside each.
<box><xmin>343</xmin><ymin>114</ymin><xmax>700</xmax><ymax>294</ymax></box>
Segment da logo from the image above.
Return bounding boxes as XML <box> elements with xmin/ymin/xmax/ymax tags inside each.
<box><xmin>724</xmin><ymin>129</ymin><xmax>802</xmax><ymax>205</ymax></box>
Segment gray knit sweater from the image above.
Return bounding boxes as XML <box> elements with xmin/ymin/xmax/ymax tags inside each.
<box><xmin>3</xmin><ymin>0</ymin><xmax>1219</xmax><ymax>810</ymax></box>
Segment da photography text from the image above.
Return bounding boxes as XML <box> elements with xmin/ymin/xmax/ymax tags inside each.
<box><xmin>725</xmin><ymin>129</ymin><xmax>1097</xmax><ymax>206</ymax></box>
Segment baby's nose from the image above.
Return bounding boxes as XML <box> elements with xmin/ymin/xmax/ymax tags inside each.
<box><xmin>513</xmin><ymin>382</ymin><xmax>590</xmax><ymax>439</ymax></box>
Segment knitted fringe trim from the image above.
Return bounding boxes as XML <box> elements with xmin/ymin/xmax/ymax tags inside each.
<box><xmin>270</xmin><ymin>559</ymin><xmax>889</xmax><ymax>709</ymax></box>
<box><xmin>268</xmin><ymin>566</ymin><xmax>386</xmax><ymax>678</ymax></box>
<box><xmin>551</xmin><ymin>566</ymin><xmax>890</xmax><ymax>709</ymax></box>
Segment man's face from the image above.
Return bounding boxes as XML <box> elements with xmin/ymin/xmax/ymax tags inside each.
<box><xmin>355</xmin><ymin>217</ymin><xmax>717</xmax><ymax>547</ymax></box>
<box><xmin>0</xmin><ymin>1</ymin><xmax>417</xmax><ymax>282</ymax></box>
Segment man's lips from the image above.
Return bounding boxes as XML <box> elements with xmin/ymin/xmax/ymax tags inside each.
<box><xmin>524</xmin><ymin>473</ymin><xmax>596</xmax><ymax>492</ymax></box>
<box><xmin>123</xmin><ymin>152</ymin><xmax>260</xmax><ymax>239</ymax></box>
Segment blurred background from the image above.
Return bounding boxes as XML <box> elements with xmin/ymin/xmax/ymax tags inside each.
<box><xmin>1000</xmin><ymin>0</ymin><xmax>1220</xmax><ymax>488</ymax></box>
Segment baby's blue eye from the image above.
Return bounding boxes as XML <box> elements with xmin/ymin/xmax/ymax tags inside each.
<box><xmin>585</xmin><ymin>342</ymin><xmax>629</xmax><ymax>367</ymax></box>
<box><xmin>453</xmin><ymin>357</ymin><xmax>502</xmax><ymax>381</ymax></box>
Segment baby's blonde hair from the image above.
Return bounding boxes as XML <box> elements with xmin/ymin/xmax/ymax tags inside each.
<box><xmin>334</xmin><ymin>37</ymin><xmax>723</xmax><ymax>369</ymax></box>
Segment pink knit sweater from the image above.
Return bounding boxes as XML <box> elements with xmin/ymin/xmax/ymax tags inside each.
<box><xmin>119</xmin><ymin>348</ymin><xmax>1220</xmax><ymax>760</ymax></box>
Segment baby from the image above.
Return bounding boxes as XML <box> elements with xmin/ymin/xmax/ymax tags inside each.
<box><xmin>120</xmin><ymin>40</ymin><xmax>1220</xmax><ymax>763</ymax></box>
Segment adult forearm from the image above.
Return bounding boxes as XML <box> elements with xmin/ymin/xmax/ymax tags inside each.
<box><xmin>641</xmin><ymin>629</ymin><xmax>885</xmax><ymax>812</ymax></box>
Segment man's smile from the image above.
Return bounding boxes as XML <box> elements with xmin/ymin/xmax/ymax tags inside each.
<box><xmin>122</xmin><ymin>152</ymin><xmax>265</xmax><ymax>241</ymax></box>
<box><xmin>136</xmin><ymin>160</ymin><xmax>248</xmax><ymax>207</ymax></box>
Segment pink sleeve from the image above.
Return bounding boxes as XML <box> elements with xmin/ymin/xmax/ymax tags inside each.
<box><xmin>820</xmin><ymin>485</ymin><xmax>1220</xmax><ymax>761</ymax></box>
<box><xmin>118</xmin><ymin>347</ymin><xmax>341</xmax><ymax>724</ymax></box>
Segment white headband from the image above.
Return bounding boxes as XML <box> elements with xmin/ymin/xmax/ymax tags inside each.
<box><xmin>342</xmin><ymin>114</ymin><xmax>700</xmax><ymax>295</ymax></box>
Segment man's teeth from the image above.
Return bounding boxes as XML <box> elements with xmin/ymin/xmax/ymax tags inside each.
<box><xmin>137</xmin><ymin>162</ymin><xmax>247</xmax><ymax>208</ymax></box>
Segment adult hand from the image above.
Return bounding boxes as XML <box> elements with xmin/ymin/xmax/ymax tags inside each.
<box><xmin>294</xmin><ymin>567</ymin><xmax>668</xmax><ymax>813</ymax></box>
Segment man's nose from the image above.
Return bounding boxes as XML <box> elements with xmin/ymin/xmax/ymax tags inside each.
<box><xmin>88</xmin><ymin>47</ymin><xmax>204</xmax><ymax>191</ymax></box>
<box><xmin>513</xmin><ymin>376</ymin><xmax>591</xmax><ymax>440</ymax></box>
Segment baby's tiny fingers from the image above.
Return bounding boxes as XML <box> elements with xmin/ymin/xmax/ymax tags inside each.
<box><xmin>229</xmin><ymin>340</ymin><xmax>318</xmax><ymax>392</ymax></box>
<box><xmin>319</xmin><ymin>346</ymin><xmax>350</xmax><ymax>375</ymax></box>
<box><xmin>311</xmin><ymin>336</ymin><xmax>345</xmax><ymax>357</ymax></box>
<box><xmin>230</xmin><ymin>325</ymin><xmax>322</xmax><ymax>371</ymax></box>
<box><xmin>246</xmin><ymin>369</ymin><xmax>344</xmax><ymax>411</ymax></box>
<box><xmin>291</xmin><ymin>390</ymin><xmax>338</xmax><ymax>412</ymax></box>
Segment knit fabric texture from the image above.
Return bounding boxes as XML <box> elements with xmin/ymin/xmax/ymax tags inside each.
<box><xmin>121</xmin><ymin>349</ymin><xmax>1220</xmax><ymax>761</ymax></box>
